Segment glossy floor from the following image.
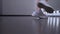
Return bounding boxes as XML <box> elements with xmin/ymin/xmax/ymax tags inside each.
<box><xmin>0</xmin><ymin>16</ymin><xmax>60</xmax><ymax>34</ymax></box>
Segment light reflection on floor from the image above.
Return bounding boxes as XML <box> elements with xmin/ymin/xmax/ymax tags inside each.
<box><xmin>33</xmin><ymin>17</ymin><xmax>60</xmax><ymax>34</ymax></box>
<box><xmin>47</xmin><ymin>17</ymin><xmax>60</xmax><ymax>34</ymax></box>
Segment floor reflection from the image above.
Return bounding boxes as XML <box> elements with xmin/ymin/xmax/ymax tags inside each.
<box><xmin>0</xmin><ymin>17</ymin><xmax>2</xmax><ymax>34</ymax></box>
<box><xmin>32</xmin><ymin>18</ymin><xmax>47</xmax><ymax>34</ymax></box>
<box><xmin>32</xmin><ymin>17</ymin><xmax>60</xmax><ymax>34</ymax></box>
<box><xmin>47</xmin><ymin>17</ymin><xmax>60</xmax><ymax>34</ymax></box>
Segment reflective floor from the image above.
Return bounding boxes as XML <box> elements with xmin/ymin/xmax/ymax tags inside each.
<box><xmin>0</xmin><ymin>16</ymin><xmax>60</xmax><ymax>34</ymax></box>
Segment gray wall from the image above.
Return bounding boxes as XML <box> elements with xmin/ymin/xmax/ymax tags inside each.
<box><xmin>0</xmin><ymin>0</ymin><xmax>2</xmax><ymax>15</ymax></box>
<box><xmin>2</xmin><ymin>0</ymin><xmax>35</xmax><ymax>15</ymax></box>
<box><xmin>48</xmin><ymin>0</ymin><xmax>60</xmax><ymax>10</ymax></box>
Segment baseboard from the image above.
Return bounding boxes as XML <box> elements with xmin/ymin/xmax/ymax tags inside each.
<box><xmin>0</xmin><ymin>15</ymin><xmax>32</xmax><ymax>17</ymax></box>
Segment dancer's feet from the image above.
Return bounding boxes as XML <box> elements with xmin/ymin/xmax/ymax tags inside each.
<box><xmin>37</xmin><ymin>1</ymin><xmax>54</xmax><ymax>13</ymax></box>
<box><xmin>32</xmin><ymin>10</ymin><xmax>47</xmax><ymax>19</ymax></box>
<box><xmin>32</xmin><ymin>1</ymin><xmax>54</xmax><ymax>19</ymax></box>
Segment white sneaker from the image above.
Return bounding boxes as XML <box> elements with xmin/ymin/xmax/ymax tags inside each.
<box><xmin>32</xmin><ymin>10</ymin><xmax>47</xmax><ymax>19</ymax></box>
<box><xmin>32</xmin><ymin>11</ymin><xmax>39</xmax><ymax>17</ymax></box>
<box><xmin>38</xmin><ymin>1</ymin><xmax>54</xmax><ymax>13</ymax></box>
<box><xmin>32</xmin><ymin>11</ymin><xmax>40</xmax><ymax>19</ymax></box>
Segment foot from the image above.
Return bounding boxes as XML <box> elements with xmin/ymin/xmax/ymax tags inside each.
<box><xmin>32</xmin><ymin>11</ymin><xmax>47</xmax><ymax>19</ymax></box>
<box><xmin>38</xmin><ymin>1</ymin><xmax>54</xmax><ymax>13</ymax></box>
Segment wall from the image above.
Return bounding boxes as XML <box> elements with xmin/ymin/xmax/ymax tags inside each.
<box><xmin>0</xmin><ymin>0</ymin><xmax>2</xmax><ymax>15</ymax></box>
<box><xmin>48</xmin><ymin>0</ymin><xmax>60</xmax><ymax>10</ymax></box>
<box><xmin>2</xmin><ymin>0</ymin><xmax>35</xmax><ymax>15</ymax></box>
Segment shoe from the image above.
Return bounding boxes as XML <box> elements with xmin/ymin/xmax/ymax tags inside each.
<box><xmin>32</xmin><ymin>10</ymin><xmax>47</xmax><ymax>19</ymax></box>
<box><xmin>32</xmin><ymin>11</ymin><xmax>39</xmax><ymax>17</ymax></box>
<box><xmin>38</xmin><ymin>1</ymin><xmax>54</xmax><ymax>13</ymax></box>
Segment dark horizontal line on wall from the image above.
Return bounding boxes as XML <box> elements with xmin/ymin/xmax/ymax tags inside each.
<box><xmin>0</xmin><ymin>15</ymin><xmax>60</xmax><ymax>17</ymax></box>
<box><xmin>0</xmin><ymin>15</ymin><xmax>32</xmax><ymax>17</ymax></box>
